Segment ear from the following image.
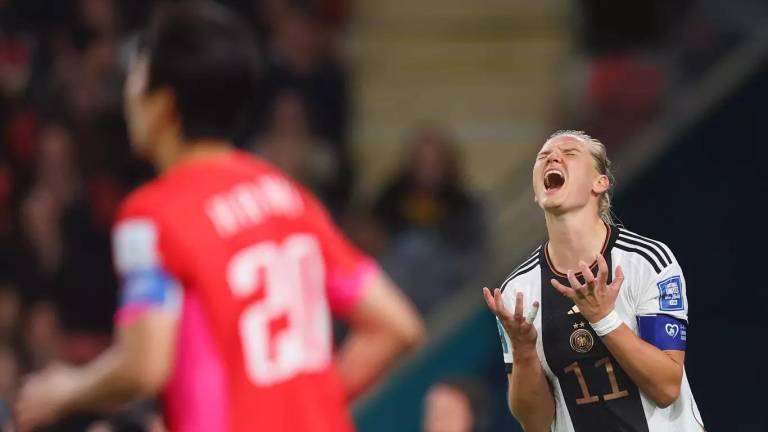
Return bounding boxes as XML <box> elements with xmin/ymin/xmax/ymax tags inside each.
<box><xmin>151</xmin><ymin>87</ymin><xmax>177</xmax><ymax>125</ymax></box>
<box><xmin>593</xmin><ymin>174</ymin><xmax>610</xmax><ymax>195</ymax></box>
<box><xmin>144</xmin><ymin>87</ymin><xmax>179</xmax><ymax>137</ymax></box>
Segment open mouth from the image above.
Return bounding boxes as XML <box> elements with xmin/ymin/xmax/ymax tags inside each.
<box><xmin>544</xmin><ymin>169</ymin><xmax>565</xmax><ymax>192</ymax></box>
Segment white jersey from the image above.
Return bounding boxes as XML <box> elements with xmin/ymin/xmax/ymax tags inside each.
<box><xmin>496</xmin><ymin>225</ymin><xmax>704</xmax><ymax>432</ymax></box>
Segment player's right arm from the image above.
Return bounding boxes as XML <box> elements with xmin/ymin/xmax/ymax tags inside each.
<box><xmin>483</xmin><ymin>287</ymin><xmax>554</xmax><ymax>432</ymax></box>
<box><xmin>15</xmin><ymin>210</ymin><xmax>180</xmax><ymax>431</ymax></box>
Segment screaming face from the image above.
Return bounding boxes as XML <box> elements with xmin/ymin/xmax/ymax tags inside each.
<box><xmin>533</xmin><ymin>134</ymin><xmax>608</xmax><ymax>216</ymax></box>
<box><xmin>543</xmin><ymin>168</ymin><xmax>566</xmax><ymax>193</ymax></box>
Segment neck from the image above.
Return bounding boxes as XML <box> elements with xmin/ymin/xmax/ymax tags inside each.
<box><xmin>152</xmin><ymin>130</ymin><xmax>233</xmax><ymax>173</ymax></box>
<box><xmin>545</xmin><ymin>207</ymin><xmax>607</xmax><ymax>273</ymax></box>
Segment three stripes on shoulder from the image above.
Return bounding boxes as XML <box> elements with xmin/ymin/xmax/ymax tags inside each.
<box><xmin>501</xmin><ymin>246</ymin><xmax>542</xmax><ymax>290</ymax></box>
<box><xmin>500</xmin><ymin>228</ymin><xmax>674</xmax><ymax>293</ymax></box>
<box><xmin>615</xmin><ymin>229</ymin><xmax>673</xmax><ymax>274</ymax></box>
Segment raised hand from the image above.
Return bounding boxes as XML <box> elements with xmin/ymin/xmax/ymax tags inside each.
<box><xmin>483</xmin><ymin>287</ymin><xmax>539</xmax><ymax>359</ymax></box>
<box><xmin>550</xmin><ymin>253</ymin><xmax>624</xmax><ymax>323</ymax></box>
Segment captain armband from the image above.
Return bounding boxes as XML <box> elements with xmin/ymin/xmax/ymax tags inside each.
<box><xmin>636</xmin><ymin>314</ymin><xmax>687</xmax><ymax>351</ymax></box>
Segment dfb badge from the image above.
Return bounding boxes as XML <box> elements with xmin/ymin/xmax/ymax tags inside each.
<box><xmin>569</xmin><ymin>328</ymin><xmax>594</xmax><ymax>353</ymax></box>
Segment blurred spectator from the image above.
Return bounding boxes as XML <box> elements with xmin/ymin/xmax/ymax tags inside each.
<box><xmin>263</xmin><ymin>3</ymin><xmax>348</xmax><ymax>144</ymax></box>
<box><xmin>260</xmin><ymin>2</ymin><xmax>352</xmax><ymax>214</ymax></box>
<box><xmin>585</xmin><ymin>54</ymin><xmax>667</xmax><ymax>149</ymax></box>
<box><xmin>0</xmin><ymin>159</ymin><xmax>16</xmax><ymax>238</ymax></box>
<box><xmin>0</xmin><ymin>346</ymin><xmax>19</xmax><ymax>401</ymax></box>
<box><xmin>343</xmin><ymin>204</ymin><xmax>389</xmax><ymax>258</ymax></box>
<box><xmin>21</xmin><ymin>300</ymin><xmax>59</xmax><ymax>370</ymax></box>
<box><xmin>21</xmin><ymin>123</ymin><xmax>80</xmax><ymax>277</ymax></box>
<box><xmin>579</xmin><ymin>1</ymin><xmax>692</xmax><ymax>55</ymax></box>
<box><xmin>373</xmin><ymin>126</ymin><xmax>487</xmax><ymax>314</ymax></box>
<box><xmin>573</xmin><ymin>1</ymin><xmax>686</xmax><ymax>148</ymax></box>
<box><xmin>423</xmin><ymin>378</ymin><xmax>489</xmax><ymax>432</ymax></box>
<box><xmin>0</xmin><ymin>285</ymin><xmax>19</xmax><ymax>344</ymax></box>
<box><xmin>252</xmin><ymin>89</ymin><xmax>345</xmax><ymax>213</ymax></box>
<box><xmin>574</xmin><ymin>0</ymin><xmax>768</xmax><ymax>149</ymax></box>
<box><xmin>19</xmin><ymin>122</ymin><xmax>116</xmax><ymax>359</ymax></box>
<box><xmin>78</xmin><ymin>0</ymin><xmax>119</xmax><ymax>39</ymax></box>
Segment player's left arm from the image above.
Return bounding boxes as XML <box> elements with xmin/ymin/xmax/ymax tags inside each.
<box><xmin>599</xmin><ymin>323</ymin><xmax>684</xmax><ymax>408</ymax></box>
<box><xmin>551</xmin><ymin>253</ymin><xmax>687</xmax><ymax>408</ymax></box>
<box><xmin>305</xmin><ymin>193</ymin><xmax>425</xmax><ymax>400</ymax></box>
<box><xmin>16</xmin><ymin>218</ymin><xmax>180</xmax><ymax>431</ymax></box>
<box><xmin>337</xmin><ymin>270</ymin><xmax>425</xmax><ymax>400</ymax></box>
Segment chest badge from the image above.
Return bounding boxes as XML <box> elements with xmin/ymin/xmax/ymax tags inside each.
<box><xmin>569</xmin><ymin>324</ymin><xmax>594</xmax><ymax>353</ymax></box>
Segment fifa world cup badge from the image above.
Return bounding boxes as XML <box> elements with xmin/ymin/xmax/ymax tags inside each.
<box><xmin>657</xmin><ymin>276</ymin><xmax>684</xmax><ymax>311</ymax></box>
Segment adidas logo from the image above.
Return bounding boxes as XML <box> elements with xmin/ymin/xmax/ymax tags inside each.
<box><xmin>567</xmin><ymin>305</ymin><xmax>581</xmax><ymax>315</ymax></box>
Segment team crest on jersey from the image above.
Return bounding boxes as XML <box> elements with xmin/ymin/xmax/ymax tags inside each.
<box><xmin>569</xmin><ymin>328</ymin><xmax>594</xmax><ymax>353</ymax></box>
<box><xmin>657</xmin><ymin>276</ymin><xmax>684</xmax><ymax>311</ymax></box>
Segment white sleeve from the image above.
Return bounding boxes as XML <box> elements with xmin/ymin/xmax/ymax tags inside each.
<box><xmin>112</xmin><ymin>218</ymin><xmax>182</xmax><ymax>325</ymax></box>
<box><xmin>496</xmin><ymin>316</ymin><xmax>513</xmax><ymax>366</ymax></box>
<box><xmin>496</xmin><ymin>282</ymin><xmax>526</xmax><ymax>369</ymax></box>
<box><xmin>634</xmin><ymin>251</ymin><xmax>688</xmax><ymax>322</ymax></box>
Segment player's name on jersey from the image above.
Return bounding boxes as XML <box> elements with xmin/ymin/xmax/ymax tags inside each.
<box><xmin>206</xmin><ymin>175</ymin><xmax>304</xmax><ymax>237</ymax></box>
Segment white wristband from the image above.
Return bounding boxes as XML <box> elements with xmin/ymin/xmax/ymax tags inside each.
<box><xmin>589</xmin><ymin>310</ymin><xmax>623</xmax><ymax>336</ymax></box>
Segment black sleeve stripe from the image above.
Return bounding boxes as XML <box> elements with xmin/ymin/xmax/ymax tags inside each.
<box><xmin>516</xmin><ymin>253</ymin><xmax>539</xmax><ymax>272</ymax></box>
<box><xmin>617</xmin><ymin>234</ymin><xmax>669</xmax><ymax>267</ymax></box>
<box><xmin>622</xmin><ymin>232</ymin><xmax>673</xmax><ymax>265</ymax></box>
<box><xmin>511</xmin><ymin>260</ymin><xmax>539</xmax><ymax>279</ymax></box>
<box><xmin>500</xmin><ymin>260</ymin><xmax>540</xmax><ymax>293</ymax></box>
<box><xmin>616</xmin><ymin>239</ymin><xmax>665</xmax><ymax>270</ymax></box>
<box><xmin>505</xmin><ymin>363</ymin><xmax>513</xmax><ymax>374</ymax></box>
<box><xmin>619</xmin><ymin>230</ymin><xmax>673</xmax><ymax>264</ymax></box>
<box><xmin>499</xmin><ymin>246</ymin><xmax>541</xmax><ymax>288</ymax></box>
<box><xmin>615</xmin><ymin>243</ymin><xmax>662</xmax><ymax>274</ymax></box>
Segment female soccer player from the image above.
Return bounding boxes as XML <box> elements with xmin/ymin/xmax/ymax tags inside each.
<box><xmin>484</xmin><ymin>131</ymin><xmax>704</xmax><ymax>431</ymax></box>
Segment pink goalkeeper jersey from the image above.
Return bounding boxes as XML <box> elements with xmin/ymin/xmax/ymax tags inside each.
<box><xmin>111</xmin><ymin>151</ymin><xmax>376</xmax><ymax>432</ymax></box>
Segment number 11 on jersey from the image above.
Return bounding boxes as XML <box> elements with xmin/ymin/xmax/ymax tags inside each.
<box><xmin>564</xmin><ymin>357</ymin><xmax>629</xmax><ymax>405</ymax></box>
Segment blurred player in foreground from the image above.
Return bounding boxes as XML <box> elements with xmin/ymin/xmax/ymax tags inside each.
<box><xmin>15</xmin><ymin>3</ymin><xmax>424</xmax><ymax>431</ymax></box>
<box><xmin>484</xmin><ymin>131</ymin><xmax>703</xmax><ymax>431</ymax></box>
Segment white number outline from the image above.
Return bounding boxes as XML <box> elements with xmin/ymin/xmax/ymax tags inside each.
<box><xmin>227</xmin><ymin>234</ymin><xmax>331</xmax><ymax>385</ymax></box>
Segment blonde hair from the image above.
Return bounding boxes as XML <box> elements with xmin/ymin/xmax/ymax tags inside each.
<box><xmin>545</xmin><ymin>130</ymin><xmax>615</xmax><ymax>225</ymax></box>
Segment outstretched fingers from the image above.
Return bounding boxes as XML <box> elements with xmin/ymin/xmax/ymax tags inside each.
<box><xmin>596</xmin><ymin>253</ymin><xmax>609</xmax><ymax>287</ymax></box>
<box><xmin>551</xmin><ymin>278</ymin><xmax>576</xmax><ymax>299</ymax></box>
<box><xmin>526</xmin><ymin>301</ymin><xmax>540</xmax><ymax>324</ymax></box>
<box><xmin>493</xmin><ymin>288</ymin><xmax>515</xmax><ymax>321</ymax></box>
<box><xmin>579</xmin><ymin>261</ymin><xmax>595</xmax><ymax>284</ymax></box>
<box><xmin>610</xmin><ymin>265</ymin><xmax>625</xmax><ymax>292</ymax></box>
<box><xmin>482</xmin><ymin>287</ymin><xmax>498</xmax><ymax>314</ymax></box>
<box><xmin>578</xmin><ymin>261</ymin><xmax>597</xmax><ymax>294</ymax></box>
<box><xmin>567</xmin><ymin>270</ymin><xmax>587</xmax><ymax>298</ymax></box>
<box><xmin>512</xmin><ymin>291</ymin><xmax>525</xmax><ymax>322</ymax></box>
<box><xmin>485</xmin><ymin>287</ymin><xmax>540</xmax><ymax>332</ymax></box>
